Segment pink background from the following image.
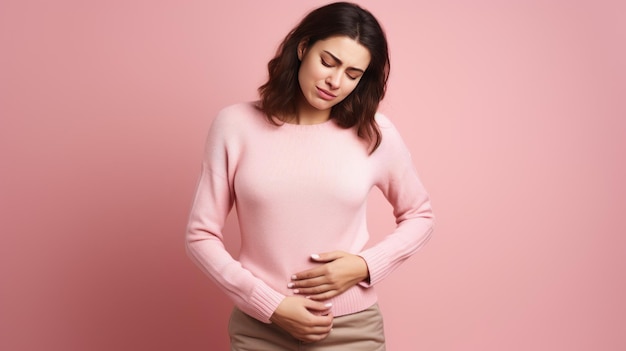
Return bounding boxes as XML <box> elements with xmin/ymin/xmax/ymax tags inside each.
<box><xmin>1</xmin><ymin>0</ymin><xmax>625</xmax><ymax>350</ymax></box>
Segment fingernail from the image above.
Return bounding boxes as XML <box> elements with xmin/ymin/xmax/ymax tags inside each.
<box><xmin>291</xmin><ymin>275</ymin><xmax>297</xmax><ymax>280</ymax></box>
<box><xmin>325</xmin><ymin>303</ymin><xmax>333</xmax><ymax>308</ymax></box>
<box><xmin>287</xmin><ymin>282</ymin><xmax>295</xmax><ymax>288</ymax></box>
<box><xmin>293</xmin><ymin>289</ymin><xmax>300</xmax><ymax>294</ymax></box>
<box><xmin>311</xmin><ymin>254</ymin><xmax>320</xmax><ymax>259</ymax></box>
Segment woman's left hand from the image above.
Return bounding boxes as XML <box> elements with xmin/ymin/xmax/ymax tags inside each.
<box><xmin>288</xmin><ymin>251</ymin><xmax>370</xmax><ymax>300</ymax></box>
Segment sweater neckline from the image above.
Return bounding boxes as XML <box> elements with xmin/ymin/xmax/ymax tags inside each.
<box><xmin>278</xmin><ymin>118</ymin><xmax>337</xmax><ymax>130</ymax></box>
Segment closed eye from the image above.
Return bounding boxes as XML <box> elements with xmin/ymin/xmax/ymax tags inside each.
<box><xmin>346</xmin><ymin>69</ymin><xmax>363</xmax><ymax>80</ymax></box>
<box><xmin>322</xmin><ymin>50</ymin><xmax>366</xmax><ymax>78</ymax></box>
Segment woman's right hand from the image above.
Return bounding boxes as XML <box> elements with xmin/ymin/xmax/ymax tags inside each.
<box><xmin>269</xmin><ymin>296</ymin><xmax>334</xmax><ymax>342</ymax></box>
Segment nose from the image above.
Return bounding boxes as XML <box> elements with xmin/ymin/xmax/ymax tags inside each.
<box><xmin>325</xmin><ymin>71</ymin><xmax>341</xmax><ymax>90</ymax></box>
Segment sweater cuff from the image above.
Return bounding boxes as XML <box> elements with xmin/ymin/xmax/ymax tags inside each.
<box><xmin>248</xmin><ymin>284</ymin><xmax>286</xmax><ymax>324</ymax></box>
<box><xmin>358</xmin><ymin>247</ymin><xmax>388</xmax><ymax>287</ymax></box>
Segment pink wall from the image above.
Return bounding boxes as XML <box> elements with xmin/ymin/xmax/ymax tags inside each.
<box><xmin>1</xmin><ymin>0</ymin><xmax>624</xmax><ymax>350</ymax></box>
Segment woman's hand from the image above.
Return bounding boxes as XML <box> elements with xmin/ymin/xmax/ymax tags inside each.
<box><xmin>270</xmin><ymin>296</ymin><xmax>334</xmax><ymax>342</ymax></box>
<box><xmin>288</xmin><ymin>251</ymin><xmax>370</xmax><ymax>300</ymax></box>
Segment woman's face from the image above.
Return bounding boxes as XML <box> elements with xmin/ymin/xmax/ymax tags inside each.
<box><xmin>297</xmin><ymin>36</ymin><xmax>371</xmax><ymax>117</ymax></box>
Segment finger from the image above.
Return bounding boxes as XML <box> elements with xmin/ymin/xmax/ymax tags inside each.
<box><xmin>309</xmin><ymin>314</ymin><xmax>334</xmax><ymax>328</ymax></box>
<box><xmin>310</xmin><ymin>251</ymin><xmax>345</xmax><ymax>262</ymax></box>
<box><xmin>294</xmin><ymin>326</ymin><xmax>331</xmax><ymax>343</ymax></box>
<box><xmin>299</xmin><ymin>322</ymin><xmax>333</xmax><ymax>343</ymax></box>
<box><xmin>304</xmin><ymin>299</ymin><xmax>333</xmax><ymax>311</ymax></box>
<box><xmin>291</xmin><ymin>266</ymin><xmax>326</xmax><ymax>281</ymax></box>
<box><xmin>288</xmin><ymin>275</ymin><xmax>328</xmax><ymax>289</ymax></box>
<box><xmin>303</xmin><ymin>300</ymin><xmax>335</xmax><ymax>316</ymax></box>
<box><xmin>292</xmin><ymin>283</ymin><xmax>335</xmax><ymax>296</ymax></box>
<box><xmin>307</xmin><ymin>314</ymin><xmax>334</xmax><ymax>330</ymax></box>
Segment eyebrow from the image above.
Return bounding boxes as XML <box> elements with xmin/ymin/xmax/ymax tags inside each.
<box><xmin>323</xmin><ymin>50</ymin><xmax>365</xmax><ymax>73</ymax></box>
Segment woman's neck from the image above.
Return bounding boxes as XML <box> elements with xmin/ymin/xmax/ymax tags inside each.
<box><xmin>289</xmin><ymin>96</ymin><xmax>331</xmax><ymax>125</ymax></box>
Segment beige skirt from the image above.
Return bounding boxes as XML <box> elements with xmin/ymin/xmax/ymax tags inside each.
<box><xmin>228</xmin><ymin>303</ymin><xmax>386</xmax><ymax>351</ymax></box>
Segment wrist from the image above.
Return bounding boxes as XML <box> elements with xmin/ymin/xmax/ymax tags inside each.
<box><xmin>357</xmin><ymin>255</ymin><xmax>371</xmax><ymax>283</ymax></box>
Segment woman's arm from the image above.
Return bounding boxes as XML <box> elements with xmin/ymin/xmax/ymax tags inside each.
<box><xmin>185</xmin><ymin>109</ymin><xmax>285</xmax><ymax>323</ymax></box>
<box><xmin>286</xmin><ymin>115</ymin><xmax>434</xmax><ymax>300</ymax></box>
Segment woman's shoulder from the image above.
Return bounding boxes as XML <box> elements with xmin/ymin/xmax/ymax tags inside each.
<box><xmin>209</xmin><ymin>101</ymin><xmax>266</xmax><ymax>132</ymax></box>
<box><xmin>374</xmin><ymin>112</ymin><xmax>401</xmax><ymax>138</ymax></box>
<box><xmin>373</xmin><ymin>111</ymin><xmax>411</xmax><ymax>156</ymax></box>
<box><xmin>214</xmin><ymin>101</ymin><xmax>263</xmax><ymax>123</ymax></box>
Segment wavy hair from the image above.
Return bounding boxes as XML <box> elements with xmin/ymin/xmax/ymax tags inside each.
<box><xmin>257</xmin><ymin>2</ymin><xmax>390</xmax><ymax>153</ymax></box>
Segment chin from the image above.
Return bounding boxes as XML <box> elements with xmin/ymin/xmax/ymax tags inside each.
<box><xmin>315</xmin><ymin>96</ymin><xmax>345</xmax><ymax>109</ymax></box>
<box><xmin>304</xmin><ymin>98</ymin><xmax>334</xmax><ymax>112</ymax></box>
<box><xmin>313</xmin><ymin>102</ymin><xmax>334</xmax><ymax>111</ymax></box>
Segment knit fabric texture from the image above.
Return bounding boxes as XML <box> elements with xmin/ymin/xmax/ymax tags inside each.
<box><xmin>186</xmin><ymin>102</ymin><xmax>434</xmax><ymax>323</ymax></box>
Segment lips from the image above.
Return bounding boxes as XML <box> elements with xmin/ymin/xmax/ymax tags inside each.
<box><xmin>316</xmin><ymin>87</ymin><xmax>337</xmax><ymax>101</ymax></box>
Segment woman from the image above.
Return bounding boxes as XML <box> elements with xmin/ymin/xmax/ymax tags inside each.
<box><xmin>186</xmin><ymin>2</ymin><xmax>434</xmax><ymax>350</ymax></box>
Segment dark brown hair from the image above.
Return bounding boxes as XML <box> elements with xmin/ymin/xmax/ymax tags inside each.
<box><xmin>257</xmin><ymin>2</ymin><xmax>390</xmax><ymax>153</ymax></box>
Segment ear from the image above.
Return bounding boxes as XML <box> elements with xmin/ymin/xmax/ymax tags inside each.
<box><xmin>297</xmin><ymin>40</ymin><xmax>309</xmax><ymax>61</ymax></box>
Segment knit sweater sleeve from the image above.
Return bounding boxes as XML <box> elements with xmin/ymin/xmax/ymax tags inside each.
<box><xmin>185</xmin><ymin>108</ymin><xmax>285</xmax><ymax>323</ymax></box>
<box><xmin>358</xmin><ymin>114</ymin><xmax>435</xmax><ymax>286</ymax></box>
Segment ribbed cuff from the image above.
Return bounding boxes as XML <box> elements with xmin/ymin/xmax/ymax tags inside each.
<box><xmin>248</xmin><ymin>284</ymin><xmax>286</xmax><ymax>323</ymax></box>
<box><xmin>358</xmin><ymin>247</ymin><xmax>389</xmax><ymax>286</ymax></box>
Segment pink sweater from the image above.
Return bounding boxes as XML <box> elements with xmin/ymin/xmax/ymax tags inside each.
<box><xmin>186</xmin><ymin>102</ymin><xmax>434</xmax><ymax>323</ymax></box>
